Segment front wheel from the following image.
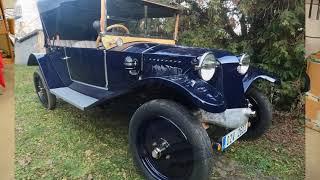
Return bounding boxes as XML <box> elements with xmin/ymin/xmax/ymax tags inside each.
<box><xmin>242</xmin><ymin>88</ymin><xmax>272</xmax><ymax>140</ymax></box>
<box><xmin>129</xmin><ymin>99</ymin><xmax>213</xmax><ymax>180</ymax></box>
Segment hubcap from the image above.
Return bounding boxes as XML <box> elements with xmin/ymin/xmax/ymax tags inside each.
<box><xmin>137</xmin><ymin>116</ymin><xmax>194</xmax><ymax>179</ymax></box>
<box><xmin>151</xmin><ymin>138</ymin><xmax>170</xmax><ymax>159</ymax></box>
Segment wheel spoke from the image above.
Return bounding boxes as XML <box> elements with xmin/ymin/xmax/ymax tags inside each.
<box><xmin>35</xmin><ymin>75</ymin><xmax>48</xmax><ymax>106</ymax></box>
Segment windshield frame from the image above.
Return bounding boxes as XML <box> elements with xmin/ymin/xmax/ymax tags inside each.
<box><xmin>101</xmin><ymin>0</ymin><xmax>180</xmax><ymax>41</ymax></box>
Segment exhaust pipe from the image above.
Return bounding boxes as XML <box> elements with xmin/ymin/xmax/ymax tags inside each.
<box><xmin>195</xmin><ymin>108</ymin><xmax>256</xmax><ymax>129</ymax></box>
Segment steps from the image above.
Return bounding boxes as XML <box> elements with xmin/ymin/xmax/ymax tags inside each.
<box><xmin>50</xmin><ymin>87</ymin><xmax>98</xmax><ymax>110</ymax></box>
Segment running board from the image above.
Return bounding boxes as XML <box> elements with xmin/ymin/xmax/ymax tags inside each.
<box><xmin>50</xmin><ymin>87</ymin><xmax>98</xmax><ymax>110</ymax></box>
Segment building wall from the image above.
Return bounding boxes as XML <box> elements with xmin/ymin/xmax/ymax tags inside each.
<box><xmin>3</xmin><ymin>0</ymin><xmax>15</xmax><ymax>9</ymax></box>
<box><xmin>305</xmin><ymin>1</ymin><xmax>320</xmax><ymax>179</ymax></box>
<box><xmin>306</xmin><ymin>0</ymin><xmax>320</xmax><ymax>56</ymax></box>
<box><xmin>15</xmin><ymin>31</ymin><xmax>45</xmax><ymax>65</ymax></box>
<box><xmin>15</xmin><ymin>0</ymin><xmax>45</xmax><ymax>64</ymax></box>
<box><xmin>305</xmin><ymin>0</ymin><xmax>320</xmax><ymax>129</ymax></box>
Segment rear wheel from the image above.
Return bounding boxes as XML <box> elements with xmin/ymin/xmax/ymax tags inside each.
<box><xmin>129</xmin><ymin>99</ymin><xmax>213</xmax><ymax>180</ymax></box>
<box><xmin>242</xmin><ymin>88</ymin><xmax>272</xmax><ymax>140</ymax></box>
<box><xmin>33</xmin><ymin>69</ymin><xmax>56</xmax><ymax>110</ymax></box>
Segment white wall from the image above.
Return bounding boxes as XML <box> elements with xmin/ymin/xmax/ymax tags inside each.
<box><xmin>15</xmin><ymin>0</ymin><xmax>45</xmax><ymax>64</ymax></box>
<box><xmin>15</xmin><ymin>0</ymin><xmax>42</xmax><ymax>39</ymax></box>
<box><xmin>3</xmin><ymin>0</ymin><xmax>15</xmax><ymax>9</ymax></box>
<box><xmin>15</xmin><ymin>31</ymin><xmax>45</xmax><ymax>65</ymax></box>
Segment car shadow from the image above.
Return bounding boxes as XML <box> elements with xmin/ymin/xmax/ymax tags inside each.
<box><xmin>55</xmin><ymin>95</ymin><xmax>140</xmax><ymax>141</ymax></box>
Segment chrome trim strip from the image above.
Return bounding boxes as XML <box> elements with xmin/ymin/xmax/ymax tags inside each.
<box><xmin>71</xmin><ymin>79</ymin><xmax>109</xmax><ymax>90</ymax></box>
<box><xmin>141</xmin><ymin>54</ymin><xmax>144</xmax><ymax>74</ymax></box>
<box><xmin>122</xmin><ymin>45</ymin><xmax>134</xmax><ymax>52</ymax></box>
<box><xmin>104</xmin><ymin>50</ymin><xmax>109</xmax><ymax>89</ymax></box>
<box><xmin>217</xmin><ymin>56</ymin><xmax>240</xmax><ymax>64</ymax></box>
<box><xmin>142</xmin><ymin>44</ymin><xmax>160</xmax><ymax>53</ymax></box>
<box><xmin>64</xmin><ymin>47</ymin><xmax>73</xmax><ymax>82</ymax></box>
<box><xmin>141</xmin><ymin>44</ymin><xmax>160</xmax><ymax>73</ymax></box>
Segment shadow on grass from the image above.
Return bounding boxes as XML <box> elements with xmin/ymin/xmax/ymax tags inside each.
<box><xmin>57</xmin><ymin>97</ymin><xmax>142</xmax><ymax>148</ymax></box>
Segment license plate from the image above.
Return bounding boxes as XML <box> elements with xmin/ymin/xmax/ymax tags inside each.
<box><xmin>221</xmin><ymin>122</ymin><xmax>248</xmax><ymax>150</ymax></box>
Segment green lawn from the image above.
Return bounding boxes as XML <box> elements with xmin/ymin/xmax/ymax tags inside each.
<box><xmin>15</xmin><ymin>65</ymin><xmax>304</xmax><ymax>179</ymax></box>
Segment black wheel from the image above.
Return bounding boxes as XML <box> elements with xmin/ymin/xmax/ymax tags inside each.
<box><xmin>129</xmin><ymin>99</ymin><xmax>213</xmax><ymax>180</ymax></box>
<box><xmin>33</xmin><ymin>69</ymin><xmax>56</xmax><ymax>110</ymax></box>
<box><xmin>302</xmin><ymin>73</ymin><xmax>310</xmax><ymax>93</ymax></box>
<box><xmin>242</xmin><ymin>88</ymin><xmax>272</xmax><ymax>140</ymax></box>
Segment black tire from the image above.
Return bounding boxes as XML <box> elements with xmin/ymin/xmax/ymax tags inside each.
<box><xmin>242</xmin><ymin>88</ymin><xmax>272</xmax><ymax>140</ymax></box>
<box><xmin>33</xmin><ymin>69</ymin><xmax>56</xmax><ymax>110</ymax></box>
<box><xmin>302</xmin><ymin>73</ymin><xmax>310</xmax><ymax>93</ymax></box>
<box><xmin>129</xmin><ymin>99</ymin><xmax>213</xmax><ymax>180</ymax></box>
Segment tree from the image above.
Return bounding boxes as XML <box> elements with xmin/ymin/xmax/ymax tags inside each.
<box><xmin>154</xmin><ymin>0</ymin><xmax>305</xmax><ymax>109</ymax></box>
<box><xmin>182</xmin><ymin>0</ymin><xmax>305</xmax><ymax>109</ymax></box>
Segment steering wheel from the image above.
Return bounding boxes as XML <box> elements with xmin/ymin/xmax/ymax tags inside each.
<box><xmin>96</xmin><ymin>24</ymin><xmax>130</xmax><ymax>48</ymax></box>
<box><xmin>106</xmin><ymin>24</ymin><xmax>130</xmax><ymax>34</ymax></box>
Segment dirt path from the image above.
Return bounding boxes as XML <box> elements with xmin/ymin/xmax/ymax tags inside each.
<box><xmin>211</xmin><ymin>155</ymin><xmax>280</xmax><ymax>180</ymax></box>
<box><xmin>306</xmin><ymin>128</ymin><xmax>320</xmax><ymax>179</ymax></box>
<box><xmin>0</xmin><ymin>64</ymin><xmax>15</xmax><ymax>179</ymax></box>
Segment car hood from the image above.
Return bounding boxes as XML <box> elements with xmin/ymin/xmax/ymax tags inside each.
<box><xmin>145</xmin><ymin>44</ymin><xmax>232</xmax><ymax>58</ymax></box>
<box><xmin>124</xmin><ymin>43</ymin><xmax>239</xmax><ymax>64</ymax></box>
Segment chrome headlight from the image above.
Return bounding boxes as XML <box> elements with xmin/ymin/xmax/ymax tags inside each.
<box><xmin>197</xmin><ymin>52</ymin><xmax>219</xmax><ymax>81</ymax></box>
<box><xmin>237</xmin><ymin>54</ymin><xmax>250</xmax><ymax>75</ymax></box>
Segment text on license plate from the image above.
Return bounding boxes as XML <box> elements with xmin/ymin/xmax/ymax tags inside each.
<box><xmin>222</xmin><ymin>122</ymin><xmax>248</xmax><ymax>150</ymax></box>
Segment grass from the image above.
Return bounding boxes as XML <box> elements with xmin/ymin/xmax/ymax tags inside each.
<box><xmin>15</xmin><ymin>65</ymin><xmax>304</xmax><ymax>179</ymax></box>
<box><xmin>225</xmin><ymin>139</ymin><xmax>304</xmax><ymax>179</ymax></box>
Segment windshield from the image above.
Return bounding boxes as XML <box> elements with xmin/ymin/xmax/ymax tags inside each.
<box><xmin>106</xmin><ymin>16</ymin><xmax>176</xmax><ymax>40</ymax></box>
<box><xmin>103</xmin><ymin>0</ymin><xmax>179</xmax><ymax>40</ymax></box>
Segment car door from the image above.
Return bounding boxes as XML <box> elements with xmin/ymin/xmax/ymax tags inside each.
<box><xmin>64</xmin><ymin>46</ymin><xmax>108</xmax><ymax>89</ymax></box>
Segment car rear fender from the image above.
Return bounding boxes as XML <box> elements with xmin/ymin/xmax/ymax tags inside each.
<box><xmin>27</xmin><ymin>53</ymin><xmax>45</xmax><ymax>66</ymax></box>
<box><xmin>29</xmin><ymin>53</ymin><xmax>65</xmax><ymax>89</ymax></box>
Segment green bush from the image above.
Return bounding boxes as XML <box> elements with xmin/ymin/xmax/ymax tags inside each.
<box><xmin>176</xmin><ymin>0</ymin><xmax>305</xmax><ymax>110</ymax></box>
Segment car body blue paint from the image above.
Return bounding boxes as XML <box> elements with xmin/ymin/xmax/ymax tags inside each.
<box><xmin>47</xmin><ymin>48</ymin><xmax>73</xmax><ymax>86</ymax></box>
<box><xmin>136</xmin><ymin>76</ymin><xmax>226</xmax><ymax>113</ymax></box>
<box><xmin>66</xmin><ymin>47</ymin><xmax>107</xmax><ymax>87</ymax></box>
<box><xmin>36</xmin><ymin>54</ymin><xmax>65</xmax><ymax>89</ymax></box>
<box><xmin>243</xmin><ymin>67</ymin><xmax>280</xmax><ymax>92</ymax></box>
<box><xmin>33</xmin><ymin>41</ymin><xmax>279</xmax><ymax>113</ymax></box>
<box><xmin>32</xmin><ymin>0</ymin><xmax>279</xmax><ymax>113</ymax></box>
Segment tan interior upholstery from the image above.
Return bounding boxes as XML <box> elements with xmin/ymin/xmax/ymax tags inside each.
<box><xmin>51</xmin><ymin>40</ymin><xmax>97</xmax><ymax>49</ymax></box>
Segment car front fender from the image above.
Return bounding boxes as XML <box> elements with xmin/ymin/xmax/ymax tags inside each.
<box><xmin>138</xmin><ymin>76</ymin><xmax>227</xmax><ymax>113</ymax></box>
<box><xmin>243</xmin><ymin>67</ymin><xmax>281</xmax><ymax>92</ymax></box>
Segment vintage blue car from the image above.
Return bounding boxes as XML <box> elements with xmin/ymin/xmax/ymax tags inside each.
<box><xmin>30</xmin><ymin>0</ymin><xmax>279</xmax><ymax>179</ymax></box>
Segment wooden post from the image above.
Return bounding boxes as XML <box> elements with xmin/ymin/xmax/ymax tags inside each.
<box><xmin>309</xmin><ymin>0</ymin><xmax>314</xmax><ymax>18</ymax></box>
<box><xmin>100</xmin><ymin>0</ymin><xmax>106</xmax><ymax>33</ymax></box>
<box><xmin>0</xmin><ymin>0</ymin><xmax>14</xmax><ymax>64</ymax></box>
<box><xmin>174</xmin><ymin>13</ymin><xmax>180</xmax><ymax>41</ymax></box>
<box><xmin>144</xmin><ymin>5</ymin><xmax>148</xmax><ymax>35</ymax></box>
